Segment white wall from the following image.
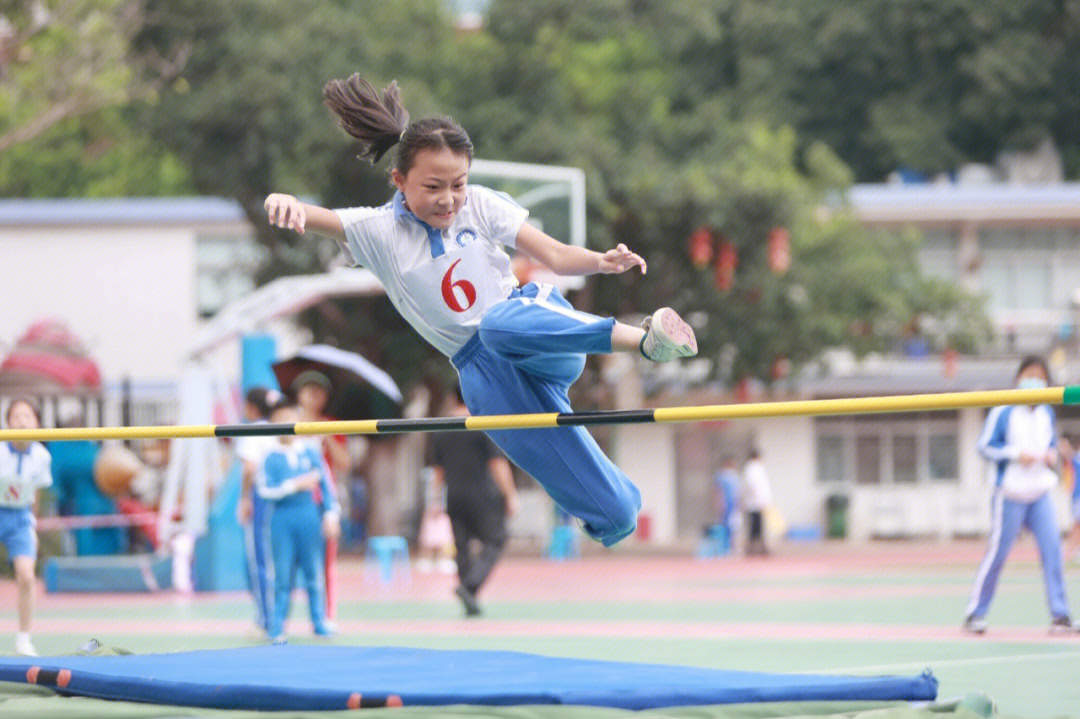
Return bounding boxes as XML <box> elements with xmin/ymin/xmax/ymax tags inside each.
<box><xmin>752</xmin><ymin>417</ymin><xmax>819</xmax><ymax>529</ymax></box>
<box><xmin>0</xmin><ymin>225</ymin><xmax>199</xmax><ymax>383</ymax></box>
<box><xmin>614</xmin><ymin>423</ymin><xmax>678</xmax><ymax>543</ymax></box>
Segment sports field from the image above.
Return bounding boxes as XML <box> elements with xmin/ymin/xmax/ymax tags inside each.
<box><xmin>2</xmin><ymin>538</ymin><xmax>1079</xmax><ymax>717</ymax></box>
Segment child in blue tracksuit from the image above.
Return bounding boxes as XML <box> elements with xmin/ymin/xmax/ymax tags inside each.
<box><xmin>964</xmin><ymin>355</ymin><xmax>1078</xmax><ymax>634</ymax></box>
<box><xmin>235</xmin><ymin>386</ymin><xmax>280</xmax><ymax>634</ymax></box>
<box><xmin>258</xmin><ymin>401</ymin><xmax>340</xmax><ymax>642</ymax></box>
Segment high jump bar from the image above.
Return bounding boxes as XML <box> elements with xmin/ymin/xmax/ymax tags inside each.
<box><xmin>1</xmin><ymin>386</ymin><xmax>1077</xmax><ymax>442</ymax></box>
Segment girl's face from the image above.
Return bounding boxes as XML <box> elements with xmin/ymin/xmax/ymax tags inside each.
<box><xmin>6</xmin><ymin>401</ymin><xmax>39</xmax><ymax>430</ymax></box>
<box><xmin>392</xmin><ymin>148</ymin><xmax>469</xmax><ymax>230</ymax></box>
<box><xmin>297</xmin><ymin>384</ymin><xmax>329</xmax><ymax>416</ymax></box>
<box><xmin>270</xmin><ymin>406</ymin><xmax>299</xmax><ymax>445</ymax></box>
<box><xmin>1016</xmin><ymin>364</ymin><xmax>1049</xmax><ymax>387</ymax></box>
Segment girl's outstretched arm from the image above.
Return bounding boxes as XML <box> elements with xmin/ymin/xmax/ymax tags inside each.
<box><xmin>516</xmin><ymin>222</ymin><xmax>646</xmax><ymax>276</ymax></box>
<box><xmin>264</xmin><ymin>193</ymin><xmax>345</xmax><ymax>242</ymax></box>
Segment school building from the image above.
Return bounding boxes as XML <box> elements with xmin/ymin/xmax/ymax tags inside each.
<box><xmin>662</xmin><ymin>182</ymin><xmax>1080</xmax><ymax>545</ymax></box>
<box><xmin>3</xmin><ymin>183</ymin><xmax>1080</xmax><ymax>546</ymax></box>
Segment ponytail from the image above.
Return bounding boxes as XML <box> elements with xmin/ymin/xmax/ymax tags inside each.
<box><xmin>323</xmin><ymin>73</ymin><xmax>474</xmax><ymax>175</ymax></box>
<box><xmin>323</xmin><ymin>74</ymin><xmax>409</xmax><ymax>164</ymax></box>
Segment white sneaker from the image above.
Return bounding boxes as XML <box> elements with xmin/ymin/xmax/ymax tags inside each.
<box><xmin>15</xmin><ymin>635</ymin><xmax>37</xmax><ymax>656</ymax></box>
<box><xmin>962</xmin><ymin>615</ymin><xmax>987</xmax><ymax>635</ymax></box>
<box><xmin>640</xmin><ymin>308</ymin><xmax>698</xmax><ymax>362</ymax></box>
<box><xmin>1049</xmin><ymin>616</ymin><xmax>1080</xmax><ymax>634</ymax></box>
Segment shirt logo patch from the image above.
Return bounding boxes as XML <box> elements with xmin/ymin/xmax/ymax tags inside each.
<box><xmin>455</xmin><ymin>229</ymin><xmax>477</xmax><ymax>247</ymax></box>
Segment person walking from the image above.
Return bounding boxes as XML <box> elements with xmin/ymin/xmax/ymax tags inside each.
<box><xmin>742</xmin><ymin>449</ymin><xmax>772</xmax><ymax>556</ymax></box>
<box><xmin>429</xmin><ymin>388</ymin><xmax>519</xmax><ymax>616</ymax></box>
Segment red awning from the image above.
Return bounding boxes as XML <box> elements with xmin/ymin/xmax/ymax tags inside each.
<box><xmin>0</xmin><ymin>319</ymin><xmax>102</xmax><ymax>393</ymax></box>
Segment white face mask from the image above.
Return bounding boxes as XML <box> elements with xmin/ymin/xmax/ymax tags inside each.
<box><xmin>1017</xmin><ymin>377</ymin><xmax>1048</xmax><ymax>390</ymax></box>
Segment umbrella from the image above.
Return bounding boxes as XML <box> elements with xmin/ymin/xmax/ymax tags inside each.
<box><xmin>271</xmin><ymin>344</ymin><xmax>403</xmax><ymax>421</ymax></box>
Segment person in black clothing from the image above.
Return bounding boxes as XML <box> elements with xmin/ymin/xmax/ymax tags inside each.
<box><xmin>428</xmin><ymin>388</ymin><xmax>519</xmax><ymax>616</ymax></box>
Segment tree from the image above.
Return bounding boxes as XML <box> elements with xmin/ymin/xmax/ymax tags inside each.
<box><xmin>5</xmin><ymin>0</ymin><xmax>992</xmax><ymax>389</ymax></box>
<box><xmin>713</xmin><ymin>1</ymin><xmax>1080</xmax><ymax>180</ymax></box>
<box><xmin>134</xmin><ymin>0</ymin><xmax>464</xmax><ymax>388</ymax></box>
<box><xmin>451</xmin><ymin>1</ymin><xmax>989</xmax><ymax>386</ymax></box>
<box><xmin>0</xmin><ymin>1</ymin><xmax>194</xmax><ymax>196</ymax></box>
<box><xmin>0</xmin><ymin>0</ymin><xmax>189</xmax><ymax>153</ymax></box>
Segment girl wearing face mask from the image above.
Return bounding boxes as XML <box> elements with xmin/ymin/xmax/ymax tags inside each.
<box><xmin>963</xmin><ymin>356</ymin><xmax>1078</xmax><ymax>635</ymax></box>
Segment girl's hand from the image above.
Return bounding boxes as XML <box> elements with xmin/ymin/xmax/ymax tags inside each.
<box><xmin>295</xmin><ymin>471</ymin><xmax>321</xmax><ymax>491</ymax></box>
<box><xmin>264</xmin><ymin>193</ymin><xmax>307</xmax><ymax>234</ymax></box>
<box><xmin>236</xmin><ymin>496</ymin><xmax>253</xmax><ymax>525</ymax></box>
<box><xmin>322</xmin><ymin>513</ymin><xmax>341</xmax><ymax>541</ymax></box>
<box><xmin>598</xmin><ymin>244</ymin><xmax>647</xmax><ymax>275</ymax></box>
<box><xmin>505</xmin><ymin>492</ymin><xmax>520</xmax><ymax>518</ymax></box>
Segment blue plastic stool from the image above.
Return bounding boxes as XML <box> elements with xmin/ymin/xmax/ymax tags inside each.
<box><xmin>547</xmin><ymin>524</ymin><xmax>580</xmax><ymax>561</ymax></box>
<box><xmin>366</xmin><ymin>535</ymin><xmax>410</xmax><ymax>584</ymax></box>
<box><xmin>696</xmin><ymin>524</ymin><xmax>730</xmax><ymax>558</ymax></box>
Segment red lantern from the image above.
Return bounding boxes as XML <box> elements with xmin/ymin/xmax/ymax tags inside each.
<box><xmin>767</xmin><ymin>227</ymin><xmax>791</xmax><ymax>274</ymax></box>
<box><xmin>714</xmin><ymin>239</ymin><xmax>738</xmax><ymax>292</ymax></box>
<box><xmin>688</xmin><ymin>226</ymin><xmax>714</xmax><ymax>268</ymax></box>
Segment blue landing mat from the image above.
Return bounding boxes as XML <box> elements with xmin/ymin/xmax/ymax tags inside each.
<box><xmin>0</xmin><ymin>645</ymin><xmax>938</xmax><ymax>711</ymax></box>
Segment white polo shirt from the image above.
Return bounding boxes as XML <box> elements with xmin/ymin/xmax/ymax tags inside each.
<box><xmin>335</xmin><ymin>185</ymin><xmax>529</xmax><ymax>358</ymax></box>
<box><xmin>0</xmin><ymin>442</ymin><xmax>52</xmax><ymax>509</ymax></box>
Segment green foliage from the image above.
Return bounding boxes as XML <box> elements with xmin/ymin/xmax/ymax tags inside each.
<box><xmin>0</xmin><ymin>108</ymin><xmax>193</xmax><ymax>197</ymax></box>
<box><xmin>446</xmin><ymin>2</ymin><xmax>989</xmax><ymax>386</ymax></box>
<box><xmin>4</xmin><ymin>0</ymin><xmax>1009</xmax><ymax>389</ymax></box>
<box><xmin>717</xmin><ymin>0</ymin><xmax>1080</xmax><ymax>179</ymax></box>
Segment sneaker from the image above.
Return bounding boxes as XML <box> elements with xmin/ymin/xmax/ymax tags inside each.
<box><xmin>269</xmin><ymin>634</ymin><xmax>288</xmax><ymax>645</ymax></box>
<box><xmin>14</xmin><ymin>635</ymin><xmax>37</xmax><ymax>656</ymax></box>
<box><xmin>314</xmin><ymin>620</ymin><xmax>337</xmax><ymax>637</ymax></box>
<box><xmin>962</xmin><ymin>615</ymin><xmax>987</xmax><ymax>634</ymax></box>
<box><xmin>455</xmin><ymin>585</ymin><xmax>482</xmax><ymax>617</ymax></box>
<box><xmin>640</xmin><ymin>308</ymin><xmax>698</xmax><ymax>362</ymax></box>
<box><xmin>1049</xmin><ymin>616</ymin><xmax>1080</xmax><ymax>634</ymax></box>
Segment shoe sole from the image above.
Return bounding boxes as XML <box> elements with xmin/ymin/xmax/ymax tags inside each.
<box><xmin>657</xmin><ymin>309</ymin><xmax>698</xmax><ymax>356</ymax></box>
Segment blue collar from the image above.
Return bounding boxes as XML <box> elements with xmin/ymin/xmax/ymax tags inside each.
<box><xmin>393</xmin><ymin>191</ymin><xmax>446</xmax><ymax>258</ymax></box>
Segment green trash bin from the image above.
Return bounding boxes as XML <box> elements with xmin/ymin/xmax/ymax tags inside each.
<box><xmin>826</xmin><ymin>494</ymin><xmax>849</xmax><ymax>538</ymax></box>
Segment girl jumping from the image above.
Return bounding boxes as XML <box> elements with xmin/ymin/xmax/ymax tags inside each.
<box><xmin>264</xmin><ymin>75</ymin><xmax>697</xmax><ymax>546</ymax></box>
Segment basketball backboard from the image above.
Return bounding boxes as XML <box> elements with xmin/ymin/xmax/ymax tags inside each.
<box><xmin>470</xmin><ymin>159</ymin><xmax>586</xmax><ymax>290</ymax></box>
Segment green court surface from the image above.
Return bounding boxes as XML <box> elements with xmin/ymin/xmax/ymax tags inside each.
<box><xmin>2</xmin><ymin>539</ymin><xmax>1079</xmax><ymax>717</ymax></box>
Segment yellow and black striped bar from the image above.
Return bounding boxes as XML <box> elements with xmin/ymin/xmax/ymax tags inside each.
<box><xmin>0</xmin><ymin>385</ymin><xmax>1076</xmax><ymax>443</ymax></box>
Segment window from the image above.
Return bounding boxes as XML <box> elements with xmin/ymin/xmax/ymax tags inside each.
<box><xmin>928</xmin><ymin>434</ymin><xmax>958</xmax><ymax>481</ymax></box>
<box><xmin>917</xmin><ymin>228</ymin><xmax>957</xmax><ymax>280</ymax></box>
<box><xmin>196</xmin><ymin>233</ymin><xmax>266</xmax><ymax>318</ymax></box>
<box><xmin>814</xmin><ymin>412</ymin><xmax>959</xmax><ymax>484</ymax></box>
<box><xmin>816</xmin><ymin>436</ymin><xmax>844</xmax><ymax>482</ymax></box>
<box><xmin>979</xmin><ymin>227</ymin><xmax>1080</xmax><ymax>313</ymax></box>
<box><xmin>1016</xmin><ymin>262</ymin><xmax>1052</xmax><ymax>310</ymax></box>
<box><xmin>892</xmin><ymin>435</ymin><xmax>917</xmax><ymax>483</ymax></box>
<box><xmin>855</xmin><ymin>436</ymin><xmax>881</xmax><ymax>484</ymax></box>
<box><xmin>981</xmin><ymin>260</ymin><xmax>1014</xmax><ymax>313</ymax></box>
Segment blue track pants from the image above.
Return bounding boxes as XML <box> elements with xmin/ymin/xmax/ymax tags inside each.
<box><xmin>965</xmin><ymin>490</ymin><xmax>1070</xmax><ymax>620</ymax></box>
<box><xmin>452</xmin><ymin>283</ymin><xmax>641</xmax><ymax>546</ymax></box>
